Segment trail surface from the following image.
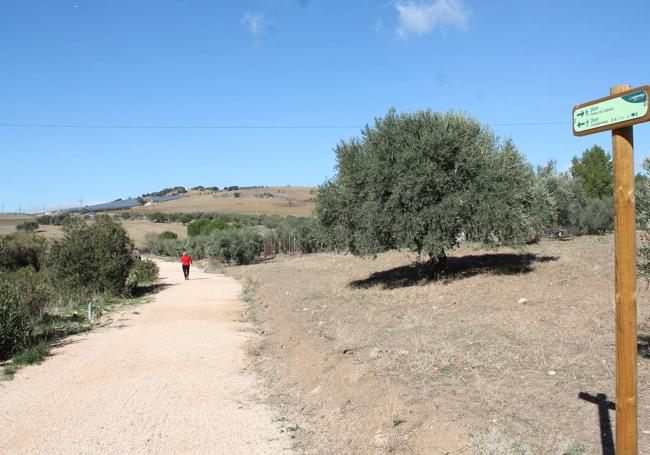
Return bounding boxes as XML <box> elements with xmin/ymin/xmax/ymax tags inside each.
<box><xmin>0</xmin><ymin>260</ymin><xmax>293</xmax><ymax>454</ymax></box>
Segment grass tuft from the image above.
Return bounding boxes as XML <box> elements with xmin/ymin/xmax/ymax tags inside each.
<box><xmin>2</xmin><ymin>342</ymin><xmax>49</xmax><ymax>379</ymax></box>
<box><xmin>470</xmin><ymin>429</ymin><xmax>534</xmax><ymax>455</ymax></box>
<box><xmin>242</xmin><ymin>279</ymin><xmax>259</xmax><ymax>304</ymax></box>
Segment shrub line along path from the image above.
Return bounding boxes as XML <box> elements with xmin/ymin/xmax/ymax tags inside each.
<box><xmin>0</xmin><ymin>260</ymin><xmax>293</xmax><ymax>454</ymax></box>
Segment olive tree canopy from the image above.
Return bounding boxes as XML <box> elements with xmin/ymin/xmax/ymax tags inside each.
<box><xmin>315</xmin><ymin>110</ymin><xmax>552</xmax><ymax>266</ymax></box>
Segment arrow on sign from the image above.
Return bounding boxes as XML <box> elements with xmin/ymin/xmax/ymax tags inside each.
<box><xmin>576</xmin><ymin>111</ymin><xmax>585</xmax><ymax>117</ymax></box>
<box><xmin>577</xmin><ymin>121</ymin><xmax>587</xmax><ymax>128</ymax></box>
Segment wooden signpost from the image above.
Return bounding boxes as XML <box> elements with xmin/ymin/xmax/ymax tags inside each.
<box><xmin>573</xmin><ymin>84</ymin><xmax>650</xmax><ymax>454</ymax></box>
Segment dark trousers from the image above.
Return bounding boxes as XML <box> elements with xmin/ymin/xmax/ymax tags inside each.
<box><xmin>182</xmin><ymin>265</ymin><xmax>190</xmax><ymax>279</ymax></box>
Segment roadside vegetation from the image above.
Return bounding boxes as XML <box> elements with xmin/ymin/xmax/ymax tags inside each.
<box><xmin>0</xmin><ymin>215</ymin><xmax>159</xmax><ymax>378</ymax></box>
<box><xmin>144</xmin><ymin>214</ymin><xmax>323</xmax><ymax>264</ymax></box>
<box><xmin>16</xmin><ymin>220</ymin><xmax>39</xmax><ymax>232</ymax></box>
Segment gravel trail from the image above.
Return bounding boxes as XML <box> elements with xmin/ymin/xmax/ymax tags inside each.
<box><xmin>0</xmin><ymin>260</ymin><xmax>293</xmax><ymax>454</ymax></box>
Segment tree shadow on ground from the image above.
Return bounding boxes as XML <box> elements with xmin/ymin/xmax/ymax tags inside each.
<box><xmin>132</xmin><ymin>282</ymin><xmax>172</xmax><ymax>297</ymax></box>
<box><xmin>350</xmin><ymin>253</ymin><xmax>557</xmax><ymax>289</ymax></box>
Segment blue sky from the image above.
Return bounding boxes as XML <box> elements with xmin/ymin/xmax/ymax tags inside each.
<box><xmin>1</xmin><ymin>0</ymin><xmax>650</xmax><ymax>213</ymax></box>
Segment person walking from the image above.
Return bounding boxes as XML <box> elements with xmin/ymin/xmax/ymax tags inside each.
<box><xmin>180</xmin><ymin>252</ymin><xmax>192</xmax><ymax>280</ymax></box>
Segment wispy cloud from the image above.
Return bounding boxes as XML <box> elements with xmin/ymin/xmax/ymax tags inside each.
<box><xmin>241</xmin><ymin>11</ymin><xmax>264</xmax><ymax>36</ymax></box>
<box><xmin>395</xmin><ymin>0</ymin><xmax>470</xmax><ymax>39</ymax></box>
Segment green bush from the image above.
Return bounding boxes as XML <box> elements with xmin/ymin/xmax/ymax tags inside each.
<box><xmin>35</xmin><ymin>215</ymin><xmax>52</xmax><ymax>225</ymax></box>
<box><xmin>147</xmin><ymin>237</ymin><xmax>184</xmax><ymax>257</ymax></box>
<box><xmin>534</xmin><ymin>161</ymin><xmax>614</xmax><ymax>236</ymax></box>
<box><xmin>205</xmin><ymin>228</ymin><xmax>263</xmax><ymax>265</ymax></box>
<box><xmin>0</xmin><ymin>233</ymin><xmax>47</xmax><ymax>271</ymax></box>
<box><xmin>147</xmin><ymin>212</ymin><xmax>170</xmax><ymax>223</ymax></box>
<box><xmin>131</xmin><ymin>259</ymin><xmax>159</xmax><ymax>283</ymax></box>
<box><xmin>187</xmin><ymin>219</ymin><xmax>230</xmax><ymax>237</ymax></box>
<box><xmin>126</xmin><ymin>259</ymin><xmax>160</xmax><ymax>294</ymax></box>
<box><xmin>572</xmin><ymin>196</ymin><xmax>614</xmax><ymax>235</ymax></box>
<box><xmin>16</xmin><ymin>220</ymin><xmax>39</xmax><ymax>232</ymax></box>
<box><xmin>179</xmin><ymin>213</ymin><xmax>194</xmax><ymax>225</ymax></box>
<box><xmin>0</xmin><ymin>267</ymin><xmax>52</xmax><ymax>360</ymax></box>
<box><xmin>38</xmin><ymin>213</ymin><xmax>74</xmax><ymax>226</ymax></box>
<box><xmin>187</xmin><ymin>219</ymin><xmax>210</xmax><ymax>236</ymax></box>
<box><xmin>158</xmin><ymin>231</ymin><xmax>178</xmax><ymax>240</ymax></box>
<box><xmin>46</xmin><ymin>215</ymin><xmax>135</xmax><ymax>296</ymax></box>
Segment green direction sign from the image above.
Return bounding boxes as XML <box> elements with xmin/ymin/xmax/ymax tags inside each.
<box><xmin>573</xmin><ymin>87</ymin><xmax>649</xmax><ymax>135</ymax></box>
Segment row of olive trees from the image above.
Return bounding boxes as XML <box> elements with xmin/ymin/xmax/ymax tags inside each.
<box><xmin>147</xmin><ymin>228</ymin><xmax>265</xmax><ymax>265</ymax></box>
<box><xmin>534</xmin><ymin>152</ymin><xmax>614</xmax><ymax>236</ymax></box>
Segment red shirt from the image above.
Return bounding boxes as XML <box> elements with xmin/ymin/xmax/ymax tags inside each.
<box><xmin>181</xmin><ymin>255</ymin><xmax>192</xmax><ymax>266</ymax></box>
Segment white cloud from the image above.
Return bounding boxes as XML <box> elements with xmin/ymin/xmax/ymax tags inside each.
<box><xmin>242</xmin><ymin>11</ymin><xmax>264</xmax><ymax>36</ymax></box>
<box><xmin>395</xmin><ymin>0</ymin><xmax>470</xmax><ymax>39</ymax></box>
<box><xmin>372</xmin><ymin>19</ymin><xmax>384</xmax><ymax>33</ymax></box>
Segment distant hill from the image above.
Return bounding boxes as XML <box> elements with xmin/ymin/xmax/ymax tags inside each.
<box><xmin>76</xmin><ymin>194</ymin><xmax>188</xmax><ymax>212</ymax></box>
<box><xmin>15</xmin><ymin>186</ymin><xmax>316</xmax><ymax>218</ymax></box>
<box><xmin>129</xmin><ymin>186</ymin><xmax>315</xmax><ymax>217</ymax></box>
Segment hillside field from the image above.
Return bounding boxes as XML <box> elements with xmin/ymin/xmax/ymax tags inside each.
<box><xmin>129</xmin><ymin>186</ymin><xmax>315</xmax><ymax>216</ymax></box>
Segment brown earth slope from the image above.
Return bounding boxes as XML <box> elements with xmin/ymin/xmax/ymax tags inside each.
<box><xmin>228</xmin><ymin>235</ymin><xmax>650</xmax><ymax>454</ymax></box>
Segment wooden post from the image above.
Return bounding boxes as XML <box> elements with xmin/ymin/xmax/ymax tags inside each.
<box><xmin>611</xmin><ymin>84</ymin><xmax>638</xmax><ymax>454</ymax></box>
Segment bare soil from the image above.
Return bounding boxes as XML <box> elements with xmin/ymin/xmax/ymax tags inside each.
<box><xmin>228</xmin><ymin>235</ymin><xmax>650</xmax><ymax>454</ymax></box>
<box><xmin>0</xmin><ymin>260</ymin><xmax>294</xmax><ymax>454</ymax></box>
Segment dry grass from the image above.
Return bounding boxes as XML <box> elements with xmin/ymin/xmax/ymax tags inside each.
<box><xmin>0</xmin><ymin>214</ymin><xmax>32</xmax><ymax>235</ymax></box>
<box><xmin>119</xmin><ymin>220</ymin><xmax>187</xmax><ymax>248</ymax></box>
<box><xmin>228</xmin><ymin>235</ymin><xmax>650</xmax><ymax>454</ymax></box>
<box><xmin>0</xmin><ymin>216</ymin><xmax>186</xmax><ymax>249</ymax></box>
<box><xmin>0</xmin><ymin>215</ymin><xmax>64</xmax><ymax>241</ymax></box>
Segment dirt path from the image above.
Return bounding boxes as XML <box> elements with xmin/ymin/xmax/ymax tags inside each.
<box><xmin>0</xmin><ymin>260</ymin><xmax>294</xmax><ymax>454</ymax></box>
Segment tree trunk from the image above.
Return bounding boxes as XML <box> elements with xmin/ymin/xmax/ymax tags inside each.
<box><xmin>425</xmin><ymin>252</ymin><xmax>447</xmax><ymax>279</ymax></box>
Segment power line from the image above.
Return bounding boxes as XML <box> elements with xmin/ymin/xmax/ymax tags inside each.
<box><xmin>0</xmin><ymin>120</ymin><xmax>573</xmax><ymax>130</ymax></box>
<box><xmin>490</xmin><ymin>121</ymin><xmax>572</xmax><ymax>126</ymax></box>
<box><xmin>0</xmin><ymin>122</ymin><xmax>363</xmax><ymax>130</ymax></box>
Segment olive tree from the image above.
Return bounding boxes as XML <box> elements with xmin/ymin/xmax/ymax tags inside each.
<box><xmin>315</xmin><ymin>109</ymin><xmax>552</xmax><ymax>272</ymax></box>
